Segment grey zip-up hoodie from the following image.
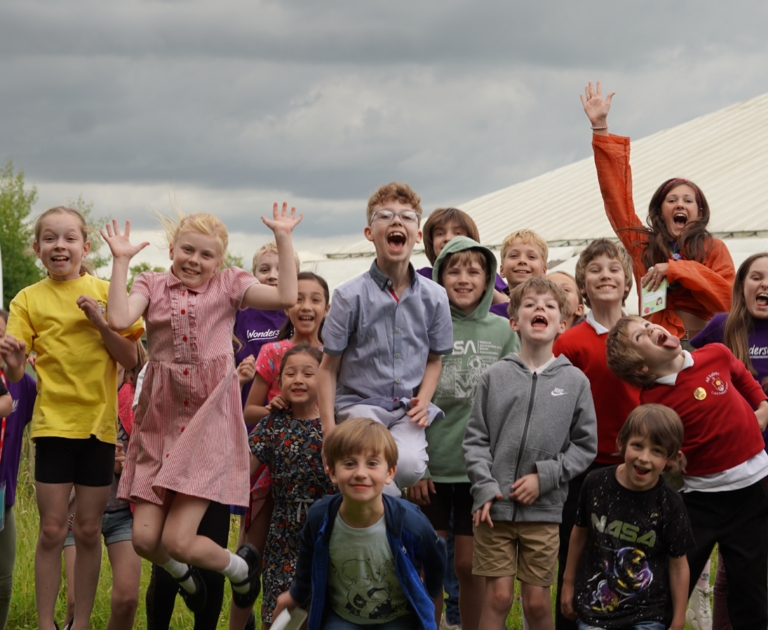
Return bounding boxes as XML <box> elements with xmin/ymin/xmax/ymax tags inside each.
<box><xmin>463</xmin><ymin>353</ymin><xmax>597</xmax><ymax>523</ymax></box>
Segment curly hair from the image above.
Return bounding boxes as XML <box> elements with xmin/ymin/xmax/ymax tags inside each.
<box><xmin>366</xmin><ymin>182</ymin><xmax>422</xmax><ymax>224</ymax></box>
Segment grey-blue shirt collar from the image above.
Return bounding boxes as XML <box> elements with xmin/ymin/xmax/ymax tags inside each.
<box><xmin>369</xmin><ymin>260</ymin><xmax>417</xmax><ymax>291</ymax></box>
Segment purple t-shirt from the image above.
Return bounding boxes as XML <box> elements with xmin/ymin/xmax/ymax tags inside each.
<box><xmin>692</xmin><ymin>313</ymin><xmax>768</xmax><ymax>450</ymax></box>
<box><xmin>1</xmin><ymin>372</ymin><xmax>36</xmax><ymax>507</ymax></box>
<box><xmin>489</xmin><ymin>302</ymin><xmax>510</xmax><ymax>319</ymax></box>
<box><xmin>234</xmin><ymin>308</ymin><xmax>288</xmax><ymax>412</ymax></box>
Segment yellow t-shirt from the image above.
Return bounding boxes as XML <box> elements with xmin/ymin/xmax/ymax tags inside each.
<box><xmin>7</xmin><ymin>274</ymin><xmax>144</xmax><ymax>443</ymax></box>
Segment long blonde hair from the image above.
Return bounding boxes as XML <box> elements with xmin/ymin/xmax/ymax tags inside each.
<box><xmin>32</xmin><ymin>207</ymin><xmax>94</xmax><ymax>275</ymax></box>
<box><xmin>156</xmin><ymin>204</ymin><xmax>228</xmax><ymax>257</ymax></box>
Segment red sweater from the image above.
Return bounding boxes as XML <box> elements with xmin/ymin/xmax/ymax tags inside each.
<box><xmin>641</xmin><ymin>344</ymin><xmax>767</xmax><ymax>476</ymax></box>
<box><xmin>554</xmin><ymin>320</ymin><xmax>641</xmax><ymax>464</ymax></box>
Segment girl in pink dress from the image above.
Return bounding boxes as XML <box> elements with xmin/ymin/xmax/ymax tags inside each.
<box><xmin>101</xmin><ymin>203</ymin><xmax>302</xmax><ymax>614</ymax></box>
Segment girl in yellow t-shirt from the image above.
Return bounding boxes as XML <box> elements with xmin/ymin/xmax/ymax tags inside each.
<box><xmin>0</xmin><ymin>206</ymin><xmax>143</xmax><ymax>630</ymax></box>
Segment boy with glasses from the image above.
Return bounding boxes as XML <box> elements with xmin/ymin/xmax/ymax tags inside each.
<box><xmin>318</xmin><ymin>182</ymin><xmax>453</xmax><ymax>497</ymax></box>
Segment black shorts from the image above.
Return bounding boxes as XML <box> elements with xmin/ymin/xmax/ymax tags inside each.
<box><xmin>35</xmin><ymin>436</ymin><xmax>116</xmax><ymax>487</ymax></box>
<box><xmin>418</xmin><ymin>482</ymin><xmax>474</xmax><ymax>536</ymax></box>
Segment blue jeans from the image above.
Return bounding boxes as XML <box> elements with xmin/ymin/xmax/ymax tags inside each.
<box><xmin>578</xmin><ymin>621</ymin><xmax>664</xmax><ymax>630</ymax></box>
<box><xmin>443</xmin><ymin>513</ymin><xmax>461</xmax><ymax>626</ymax></box>
<box><xmin>324</xmin><ymin>612</ymin><xmax>420</xmax><ymax>629</ymax></box>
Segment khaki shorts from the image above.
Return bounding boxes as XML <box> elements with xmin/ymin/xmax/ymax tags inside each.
<box><xmin>473</xmin><ymin>520</ymin><xmax>559</xmax><ymax>586</ymax></box>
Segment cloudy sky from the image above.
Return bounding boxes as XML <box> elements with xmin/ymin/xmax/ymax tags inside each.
<box><xmin>3</xmin><ymin>0</ymin><xmax>768</xmax><ymax>268</ymax></box>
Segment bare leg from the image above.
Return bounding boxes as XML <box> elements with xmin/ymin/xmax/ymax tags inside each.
<box><xmin>63</xmin><ymin>544</ymin><xmax>76</xmax><ymax>624</ymax></box>
<box><xmin>162</xmin><ymin>493</ymin><xmax>230</xmax><ymax>570</ymax></box>
<box><xmin>105</xmin><ymin>541</ymin><xmax>142</xmax><ymax>630</ymax></box>
<box><xmin>479</xmin><ymin>576</ymin><xmax>516</xmax><ymax>629</ymax></box>
<box><xmin>35</xmin><ymin>482</ymin><xmax>74</xmax><ymax>630</ymax></box>
<box><xmin>455</xmin><ymin>534</ymin><xmax>485</xmax><ymax>630</ymax></box>
<box><xmin>70</xmin><ymin>483</ymin><xmax>111</xmax><ymax>630</ymax></box>
<box><xmin>131</xmin><ymin>496</ymin><xmax>175</xmax><ymax>565</ymax></box>
<box><xmin>520</xmin><ymin>582</ymin><xmax>554</xmax><ymax>630</ymax></box>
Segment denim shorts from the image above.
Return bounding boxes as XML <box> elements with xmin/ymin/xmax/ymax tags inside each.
<box><xmin>64</xmin><ymin>508</ymin><xmax>133</xmax><ymax>547</ymax></box>
<box><xmin>578</xmin><ymin>620</ymin><xmax>665</xmax><ymax>630</ymax></box>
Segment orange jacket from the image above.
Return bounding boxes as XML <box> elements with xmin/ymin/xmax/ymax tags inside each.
<box><xmin>592</xmin><ymin>133</ymin><xmax>734</xmax><ymax>339</ymax></box>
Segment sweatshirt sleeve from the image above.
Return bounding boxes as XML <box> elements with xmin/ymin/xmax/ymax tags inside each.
<box><xmin>728</xmin><ymin>344</ymin><xmax>768</xmax><ymax>408</ymax></box>
<box><xmin>463</xmin><ymin>374</ymin><xmax>502</xmax><ymax>511</ymax></box>
<box><xmin>666</xmin><ymin>239</ymin><xmax>735</xmax><ymax>316</ymax></box>
<box><xmin>288</xmin><ymin>513</ymin><xmax>316</xmax><ymax>604</ymax></box>
<box><xmin>535</xmin><ymin>375</ymin><xmax>598</xmax><ymax>495</ymax></box>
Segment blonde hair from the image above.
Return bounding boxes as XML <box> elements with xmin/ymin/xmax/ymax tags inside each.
<box><xmin>32</xmin><ymin>206</ymin><xmax>94</xmax><ymax>275</ymax></box>
<box><xmin>157</xmin><ymin>205</ymin><xmax>228</xmax><ymax>257</ymax></box>
<box><xmin>616</xmin><ymin>404</ymin><xmax>687</xmax><ymax>474</ymax></box>
<box><xmin>606</xmin><ymin>316</ymin><xmax>657</xmax><ymax>389</ymax></box>
<box><xmin>500</xmin><ymin>229</ymin><xmax>549</xmax><ymax>263</ymax></box>
<box><xmin>251</xmin><ymin>241</ymin><xmax>301</xmax><ymax>275</ymax></box>
<box><xmin>323</xmin><ymin>417</ymin><xmax>398</xmax><ymax>470</ymax></box>
<box><xmin>507</xmin><ymin>277</ymin><xmax>568</xmax><ymax>320</ymax></box>
<box><xmin>574</xmin><ymin>239</ymin><xmax>634</xmax><ymax>309</ymax></box>
<box><xmin>547</xmin><ymin>271</ymin><xmax>584</xmax><ymax>306</ymax></box>
<box><xmin>366</xmin><ymin>182</ymin><xmax>422</xmax><ymax>225</ymax></box>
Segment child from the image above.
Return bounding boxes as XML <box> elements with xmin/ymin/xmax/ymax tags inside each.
<box><xmin>248</xmin><ymin>344</ymin><xmax>334</xmax><ymax>627</ymax></box>
<box><xmin>489</xmin><ymin>229</ymin><xmax>548</xmax><ymax>318</ymax></box>
<box><xmin>552</xmin><ymin>239</ymin><xmax>641</xmax><ymax>630</ymax></box>
<box><xmin>581</xmin><ymin>81</ymin><xmax>735</xmax><ymax>341</ymax></box>
<box><xmin>273</xmin><ymin>417</ymin><xmax>447</xmax><ymax>630</ymax></box>
<box><xmin>318</xmin><ymin>182</ymin><xmax>453</xmax><ymax>496</ymax></box>
<box><xmin>234</xmin><ymin>242</ymin><xmax>302</xmax><ymax>410</ymax></box>
<box><xmin>606</xmin><ymin>315</ymin><xmax>768</xmax><ymax>629</ymax></box>
<box><xmin>464</xmin><ymin>277</ymin><xmax>597</xmax><ymax>630</ymax></box>
<box><xmin>561</xmin><ymin>404</ymin><xmax>694</xmax><ymax>630</ymax></box>
<box><xmin>547</xmin><ymin>271</ymin><xmax>584</xmax><ymax>330</ymax></box>
<box><xmin>101</xmin><ymin>202</ymin><xmax>301</xmax><ymax>612</ymax></box>
<box><xmin>410</xmin><ymin>236</ymin><xmax>519</xmax><ymax>630</ymax></box>
<box><xmin>0</xmin><ymin>207</ymin><xmax>143</xmax><ymax>630</ymax></box>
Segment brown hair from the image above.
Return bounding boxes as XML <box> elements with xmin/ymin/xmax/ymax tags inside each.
<box><xmin>574</xmin><ymin>239</ymin><xmax>634</xmax><ymax>308</ymax></box>
<box><xmin>606</xmin><ymin>316</ymin><xmax>658</xmax><ymax>389</ymax></box>
<box><xmin>723</xmin><ymin>253</ymin><xmax>768</xmax><ymax>376</ymax></box>
<box><xmin>500</xmin><ymin>229</ymin><xmax>549</xmax><ymax>263</ymax></box>
<box><xmin>33</xmin><ymin>207</ymin><xmax>94</xmax><ymax>275</ymax></box>
<box><xmin>366</xmin><ymin>182</ymin><xmax>422</xmax><ymax>225</ymax></box>
<box><xmin>616</xmin><ymin>404</ymin><xmax>687</xmax><ymax>473</ymax></box>
<box><xmin>275</xmin><ymin>272</ymin><xmax>330</xmax><ymax>343</ymax></box>
<box><xmin>547</xmin><ymin>271</ymin><xmax>584</xmax><ymax>307</ymax></box>
<box><xmin>423</xmin><ymin>208</ymin><xmax>480</xmax><ymax>264</ymax></box>
<box><xmin>507</xmin><ymin>277</ymin><xmax>569</xmax><ymax>320</ymax></box>
<box><xmin>278</xmin><ymin>343</ymin><xmax>323</xmax><ymax>381</ymax></box>
<box><xmin>251</xmin><ymin>241</ymin><xmax>301</xmax><ymax>276</ymax></box>
<box><xmin>323</xmin><ymin>417</ymin><xmax>398</xmax><ymax>470</ymax></box>
<box><xmin>125</xmin><ymin>341</ymin><xmax>148</xmax><ymax>385</ymax></box>
<box><xmin>437</xmin><ymin>248</ymin><xmax>491</xmax><ymax>287</ymax></box>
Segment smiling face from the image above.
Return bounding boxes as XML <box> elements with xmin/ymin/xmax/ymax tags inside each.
<box><xmin>744</xmin><ymin>256</ymin><xmax>768</xmax><ymax>319</ymax></box>
<box><xmin>500</xmin><ymin>238</ymin><xmax>546</xmax><ymax>289</ymax></box>
<box><xmin>510</xmin><ymin>289</ymin><xmax>566</xmax><ymax>345</ymax></box>
<box><xmin>33</xmin><ymin>212</ymin><xmax>91</xmax><ymax>281</ymax></box>
<box><xmin>617</xmin><ymin>431</ymin><xmax>678</xmax><ymax>492</ymax></box>
<box><xmin>582</xmin><ymin>254</ymin><xmax>628</xmax><ymax>307</ymax></box>
<box><xmin>364</xmin><ymin>199</ymin><xmax>422</xmax><ymax>265</ymax></box>
<box><xmin>660</xmin><ymin>183</ymin><xmax>701</xmax><ymax>239</ymax></box>
<box><xmin>432</xmin><ymin>221</ymin><xmax>468</xmax><ymax>259</ymax></box>
<box><xmin>287</xmin><ymin>278</ymin><xmax>330</xmax><ymax>337</ymax></box>
<box><xmin>254</xmin><ymin>251</ymin><xmax>280</xmax><ymax>286</ymax></box>
<box><xmin>329</xmin><ymin>450</ymin><xmax>396</xmax><ymax>506</ymax></box>
<box><xmin>442</xmin><ymin>259</ymin><xmax>487</xmax><ymax>314</ymax></box>
<box><xmin>169</xmin><ymin>230</ymin><xmax>223</xmax><ymax>288</ymax></box>
<box><xmin>278</xmin><ymin>351</ymin><xmax>320</xmax><ymax>406</ymax></box>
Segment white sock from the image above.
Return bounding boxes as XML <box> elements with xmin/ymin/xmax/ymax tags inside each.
<box><xmin>161</xmin><ymin>558</ymin><xmax>197</xmax><ymax>594</ymax></box>
<box><xmin>222</xmin><ymin>551</ymin><xmax>250</xmax><ymax>593</ymax></box>
<box><xmin>696</xmin><ymin>558</ymin><xmax>711</xmax><ymax>590</ymax></box>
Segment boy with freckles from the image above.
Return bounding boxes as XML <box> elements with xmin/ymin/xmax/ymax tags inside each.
<box><xmin>318</xmin><ymin>182</ymin><xmax>453</xmax><ymax>497</ymax></box>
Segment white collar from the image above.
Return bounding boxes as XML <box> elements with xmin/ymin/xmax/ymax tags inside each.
<box><xmin>655</xmin><ymin>350</ymin><xmax>694</xmax><ymax>386</ymax></box>
<box><xmin>585</xmin><ymin>309</ymin><xmax>628</xmax><ymax>336</ymax></box>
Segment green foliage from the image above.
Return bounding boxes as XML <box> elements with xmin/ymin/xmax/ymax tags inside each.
<box><xmin>222</xmin><ymin>251</ymin><xmax>245</xmax><ymax>270</ymax></box>
<box><xmin>0</xmin><ymin>161</ymin><xmax>43</xmax><ymax>307</ymax></box>
<box><xmin>65</xmin><ymin>194</ymin><xmax>111</xmax><ymax>276</ymax></box>
<box><xmin>128</xmin><ymin>261</ymin><xmax>167</xmax><ymax>291</ymax></box>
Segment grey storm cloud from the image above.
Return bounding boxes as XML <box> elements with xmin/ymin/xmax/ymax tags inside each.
<box><xmin>3</xmin><ymin>0</ymin><xmax>768</xmax><ymax>238</ymax></box>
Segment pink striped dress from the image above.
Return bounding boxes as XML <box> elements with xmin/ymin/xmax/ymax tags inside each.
<box><xmin>118</xmin><ymin>267</ymin><xmax>258</xmax><ymax>507</ymax></box>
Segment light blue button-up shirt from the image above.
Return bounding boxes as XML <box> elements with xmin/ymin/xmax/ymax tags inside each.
<box><xmin>323</xmin><ymin>261</ymin><xmax>453</xmax><ymax>412</ymax></box>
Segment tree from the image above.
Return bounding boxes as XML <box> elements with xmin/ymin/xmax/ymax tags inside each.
<box><xmin>66</xmin><ymin>194</ymin><xmax>111</xmax><ymax>276</ymax></box>
<box><xmin>222</xmin><ymin>251</ymin><xmax>245</xmax><ymax>270</ymax></box>
<box><xmin>127</xmin><ymin>261</ymin><xmax>166</xmax><ymax>291</ymax></box>
<box><xmin>0</xmin><ymin>161</ymin><xmax>43</xmax><ymax>307</ymax></box>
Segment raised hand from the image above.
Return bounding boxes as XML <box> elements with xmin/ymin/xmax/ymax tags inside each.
<box><xmin>261</xmin><ymin>202</ymin><xmax>303</xmax><ymax>237</ymax></box>
<box><xmin>580</xmin><ymin>81</ymin><xmax>615</xmax><ymax>128</ymax></box>
<box><xmin>100</xmin><ymin>220</ymin><xmax>150</xmax><ymax>262</ymax></box>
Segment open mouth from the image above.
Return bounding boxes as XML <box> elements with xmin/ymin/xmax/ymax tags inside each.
<box><xmin>531</xmin><ymin>315</ymin><xmax>548</xmax><ymax>329</ymax></box>
<box><xmin>387</xmin><ymin>231</ymin><xmax>406</xmax><ymax>252</ymax></box>
<box><xmin>634</xmin><ymin>465</ymin><xmax>651</xmax><ymax>477</ymax></box>
<box><xmin>291</xmin><ymin>388</ymin><xmax>307</xmax><ymax>396</ymax></box>
<box><xmin>757</xmin><ymin>293</ymin><xmax>768</xmax><ymax>309</ymax></box>
<box><xmin>673</xmin><ymin>212</ymin><xmax>688</xmax><ymax>229</ymax></box>
<box><xmin>297</xmin><ymin>315</ymin><xmax>315</xmax><ymax>324</ymax></box>
<box><xmin>182</xmin><ymin>267</ymin><xmax>200</xmax><ymax>276</ymax></box>
<box><xmin>51</xmin><ymin>255</ymin><xmax>69</xmax><ymax>263</ymax></box>
<box><xmin>654</xmin><ymin>329</ymin><xmax>680</xmax><ymax>349</ymax></box>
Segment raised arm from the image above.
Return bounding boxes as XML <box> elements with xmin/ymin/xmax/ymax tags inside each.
<box><xmin>581</xmin><ymin>80</ymin><xmax>613</xmax><ymax>137</ymax></box>
<box><xmin>241</xmin><ymin>202</ymin><xmax>302</xmax><ymax>311</ymax></box>
<box><xmin>101</xmin><ymin>220</ymin><xmax>150</xmax><ymax>331</ymax></box>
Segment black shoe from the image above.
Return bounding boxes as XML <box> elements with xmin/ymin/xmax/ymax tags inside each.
<box><xmin>175</xmin><ymin>564</ymin><xmax>208</xmax><ymax>614</ymax></box>
<box><xmin>245</xmin><ymin>609</ymin><xmax>257</xmax><ymax>630</ymax></box>
<box><xmin>54</xmin><ymin>622</ymin><xmax>60</xmax><ymax>630</ymax></box>
<box><xmin>63</xmin><ymin>617</ymin><xmax>74</xmax><ymax>630</ymax></box>
<box><xmin>230</xmin><ymin>543</ymin><xmax>262</xmax><ymax>609</ymax></box>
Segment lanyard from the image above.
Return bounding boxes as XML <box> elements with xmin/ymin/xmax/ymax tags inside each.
<box><xmin>0</xmin><ymin>371</ymin><xmax>7</xmax><ymax>467</ymax></box>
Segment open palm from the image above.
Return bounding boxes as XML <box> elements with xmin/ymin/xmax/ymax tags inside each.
<box><xmin>100</xmin><ymin>220</ymin><xmax>149</xmax><ymax>261</ymax></box>
<box><xmin>581</xmin><ymin>81</ymin><xmax>614</xmax><ymax>125</ymax></box>
<box><xmin>261</xmin><ymin>202</ymin><xmax>303</xmax><ymax>236</ymax></box>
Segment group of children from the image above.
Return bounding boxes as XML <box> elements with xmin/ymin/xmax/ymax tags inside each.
<box><xmin>0</xmin><ymin>79</ymin><xmax>767</xmax><ymax>630</ymax></box>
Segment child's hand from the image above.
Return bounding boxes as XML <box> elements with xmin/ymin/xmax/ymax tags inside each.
<box><xmin>237</xmin><ymin>355</ymin><xmax>256</xmax><ymax>387</ymax></box>
<box><xmin>261</xmin><ymin>202</ymin><xmax>303</xmax><ymax>237</ymax></box>
<box><xmin>581</xmin><ymin>81</ymin><xmax>614</xmax><ymax>127</ymax></box>
<box><xmin>560</xmin><ymin>581</ymin><xmax>578</xmax><ymax>620</ymax></box>
<box><xmin>77</xmin><ymin>295</ymin><xmax>109</xmax><ymax>330</ymax></box>
<box><xmin>272</xmin><ymin>590</ymin><xmax>299</xmax><ymax>623</ymax></box>
<box><xmin>762</xmin><ymin>376</ymin><xmax>768</xmax><ymax>396</ymax></box>
<box><xmin>406</xmin><ymin>397</ymin><xmax>430</xmax><ymax>427</ymax></box>
<box><xmin>267</xmin><ymin>393</ymin><xmax>290</xmax><ymax>412</ymax></box>
<box><xmin>756</xmin><ymin>400</ymin><xmax>768</xmax><ymax>432</ymax></box>
<box><xmin>100</xmin><ymin>220</ymin><xmax>149</xmax><ymax>262</ymax></box>
<box><xmin>472</xmin><ymin>494</ymin><xmax>502</xmax><ymax>528</ymax></box>
<box><xmin>114</xmin><ymin>442</ymin><xmax>126</xmax><ymax>475</ymax></box>
<box><xmin>407</xmin><ymin>479</ymin><xmax>436</xmax><ymax>506</ymax></box>
<box><xmin>0</xmin><ymin>334</ymin><xmax>27</xmax><ymax>370</ymax></box>
<box><xmin>509</xmin><ymin>473</ymin><xmax>540</xmax><ymax>505</ymax></box>
<box><xmin>641</xmin><ymin>263</ymin><xmax>669</xmax><ymax>292</ymax></box>
<box><xmin>27</xmin><ymin>354</ymin><xmax>37</xmax><ymax>372</ymax></box>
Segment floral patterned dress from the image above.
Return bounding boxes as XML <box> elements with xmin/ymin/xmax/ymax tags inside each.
<box><xmin>249</xmin><ymin>410</ymin><xmax>334</xmax><ymax>623</ymax></box>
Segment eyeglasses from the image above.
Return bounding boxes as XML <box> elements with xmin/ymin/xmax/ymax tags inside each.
<box><xmin>369</xmin><ymin>209</ymin><xmax>420</xmax><ymax>225</ymax></box>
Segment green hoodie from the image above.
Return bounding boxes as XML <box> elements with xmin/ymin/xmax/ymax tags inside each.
<box><xmin>427</xmin><ymin>236</ymin><xmax>520</xmax><ymax>482</ymax></box>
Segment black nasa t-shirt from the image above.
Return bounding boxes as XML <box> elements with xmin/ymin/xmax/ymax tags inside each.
<box><xmin>574</xmin><ymin>466</ymin><xmax>694</xmax><ymax>628</ymax></box>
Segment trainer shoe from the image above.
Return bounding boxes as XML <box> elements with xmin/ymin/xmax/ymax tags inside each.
<box><xmin>175</xmin><ymin>565</ymin><xmax>208</xmax><ymax>614</ymax></box>
<box><xmin>439</xmin><ymin>617</ymin><xmax>460</xmax><ymax>630</ymax></box>
<box><xmin>231</xmin><ymin>543</ymin><xmax>262</xmax><ymax>609</ymax></box>
<box><xmin>686</xmin><ymin>585</ymin><xmax>713</xmax><ymax>630</ymax></box>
